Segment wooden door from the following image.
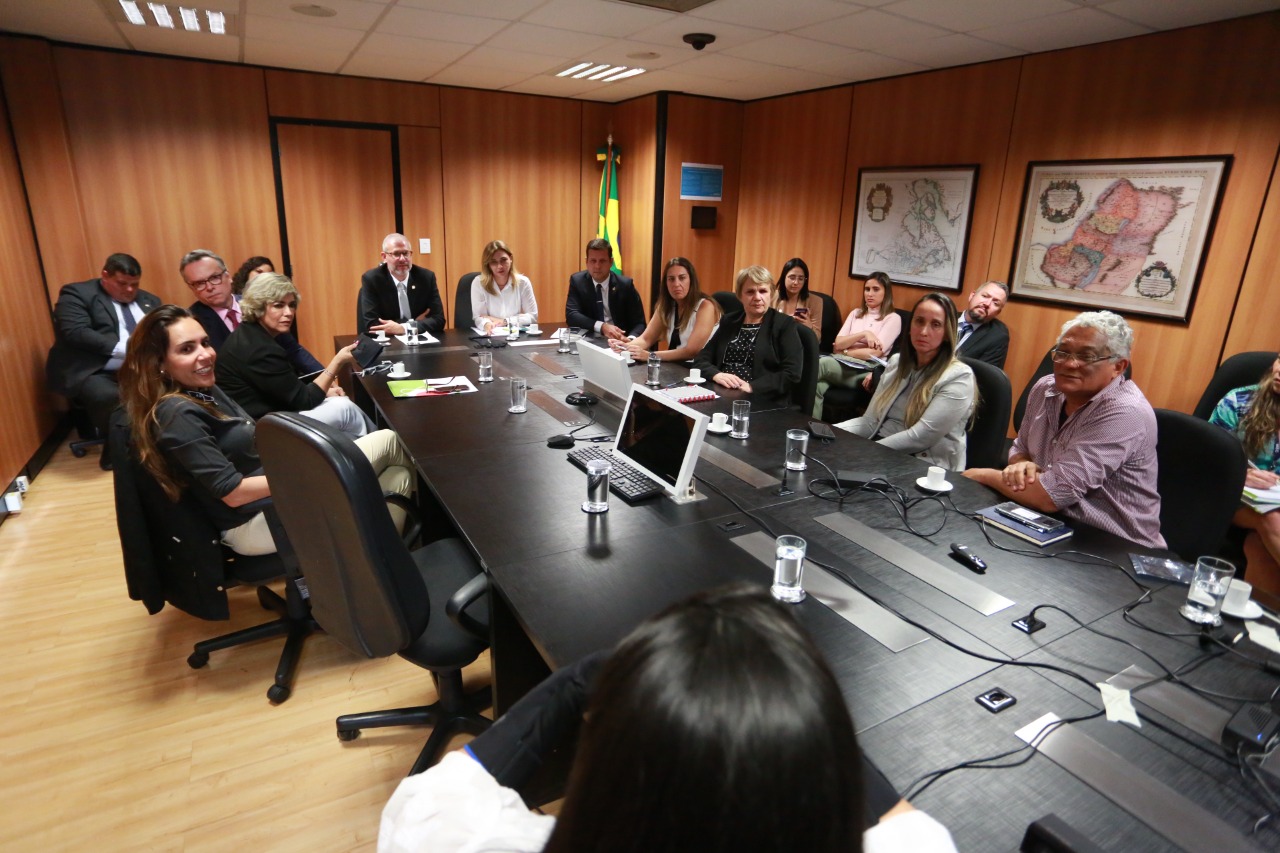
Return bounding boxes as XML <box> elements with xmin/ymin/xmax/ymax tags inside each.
<box><xmin>274</xmin><ymin>122</ymin><xmax>397</xmax><ymax>355</ymax></box>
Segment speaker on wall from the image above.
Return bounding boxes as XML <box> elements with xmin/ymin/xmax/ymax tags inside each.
<box><xmin>691</xmin><ymin>206</ymin><xmax>717</xmax><ymax>230</ymax></box>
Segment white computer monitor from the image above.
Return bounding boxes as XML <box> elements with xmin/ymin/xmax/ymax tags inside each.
<box><xmin>577</xmin><ymin>339</ymin><xmax>635</xmax><ymax>403</ymax></box>
<box><xmin>613</xmin><ymin>383</ymin><xmax>710</xmax><ymax>502</ymax></box>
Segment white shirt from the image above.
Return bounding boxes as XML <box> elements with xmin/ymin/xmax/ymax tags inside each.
<box><xmin>471</xmin><ymin>274</ymin><xmax>538</xmax><ymax>328</ymax></box>
<box><xmin>105</xmin><ymin>299</ymin><xmax>145</xmax><ymax>371</ymax></box>
<box><xmin>592</xmin><ymin>278</ymin><xmax>612</xmax><ymax>334</ymax></box>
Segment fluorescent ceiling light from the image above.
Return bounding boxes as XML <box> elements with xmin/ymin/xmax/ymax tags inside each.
<box><xmin>206</xmin><ymin>9</ymin><xmax>225</xmax><ymax>34</ymax></box>
<box><xmin>555</xmin><ymin>61</ymin><xmax>646</xmax><ymax>84</ymax></box>
<box><xmin>603</xmin><ymin>68</ymin><xmax>646</xmax><ymax>82</ymax></box>
<box><xmin>587</xmin><ymin>65</ymin><xmax>626</xmax><ymax>80</ymax></box>
<box><xmin>119</xmin><ymin>0</ymin><xmax>146</xmax><ymax>25</ymax></box>
<box><xmin>179</xmin><ymin>6</ymin><xmax>200</xmax><ymax>30</ymax></box>
<box><xmin>573</xmin><ymin>64</ymin><xmax>610</xmax><ymax>79</ymax></box>
<box><xmin>148</xmin><ymin>3</ymin><xmax>175</xmax><ymax>27</ymax></box>
<box><xmin>557</xmin><ymin>62</ymin><xmax>593</xmax><ymax>78</ymax></box>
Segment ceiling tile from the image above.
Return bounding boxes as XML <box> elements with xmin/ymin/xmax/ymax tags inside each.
<box><xmin>503</xmin><ymin>74</ymin><xmax>608</xmax><ymax>96</ymax></box>
<box><xmin>426</xmin><ymin>64</ymin><xmax>532</xmax><ymax>89</ymax></box>
<box><xmin>666</xmin><ymin>52</ymin><xmax>784</xmax><ymax>81</ymax></box>
<box><xmin>626</xmin><ymin>15</ymin><xmax>773</xmax><ymax>54</ymax></box>
<box><xmin>801</xmin><ymin>50</ymin><xmax>928</xmax><ymax>81</ymax></box>
<box><xmin>0</xmin><ymin>0</ymin><xmax>132</xmax><ymax>50</ymax></box>
<box><xmin>483</xmin><ymin>22</ymin><xmax>614</xmax><ymax>57</ymax></box>
<box><xmin>889</xmin><ymin>0</ymin><xmax>1077</xmax><ymax>32</ymax></box>
<box><xmin>344</xmin><ymin>56</ymin><xmax>450</xmax><ymax>81</ymax></box>
<box><xmin>450</xmin><ymin>45</ymin><xmax>569</xmax><ymax>74</ymax></box>
<box><xmin>341</xmin><ymin>33</ymin><xmax>473</xmax><ymax>78</ymax></box>
<box><xmin>244</xmin><ymin>36</ymin><xmax>345</xmax><ymax>71</ymax></box>
<box><xmin>684</xmin><ymin>0</ymin><xmax>859</xmax><ymax>32</ymax></box>
<box><xmin>246</xmin><ymin>14</ymin><xmax>366</xmax><ymax>50</ymax></box>
<box><xmin>1103</xmin><ymin>0</ymin><xmax>1280</xmax><ymax>30</ymax></box>
<box><xmin>521</xmin><ymin>0</ymin><xmax>676</xmax><ymax>37</ymax></box>
<box><xmin>126</xmin><ymin>27</ymin><xmax>243</xmax><ymax>61</ymax></box>
<box><xmin>792</xmin><ymin>8</ymin><xmax>953</xmax><ymax>50</ymax></box>
<box><xmin>246</xmin><ymin>0</ymin><xmax>389</xmax><ymax>30</ymax></box>
<box><xmin>588</xmin><ymin>37</ymin><xmax>688</xmax><ymax>69</ymax></box>
<box><xmin>396</xmin><ymin>0</ymin><xmax>546</xmax><ymax>19</ymax></box>
<box><xmin>874</xmin><ymin>32</ymin><xmax>1022</xmax><ymax>67</ymax></box>
<box><xmin>722</xmin><ymin>32</ymin><xmax>864</xmax><ymax>68</ymax></box>
<box><xmin>973</xmin><ymin>7</ymin><xmax>1150</xmax><ymax>52</ymax></box>
<box><xmin>377</xmin><ymin>6</ymin><xmax>511</xmax><ymax>44</ymax></box>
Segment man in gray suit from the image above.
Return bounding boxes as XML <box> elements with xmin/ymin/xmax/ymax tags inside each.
<box><xmin>47</xmin><ymin>253</ymin><xmax>160</xmax><ymax>438</ymax></box>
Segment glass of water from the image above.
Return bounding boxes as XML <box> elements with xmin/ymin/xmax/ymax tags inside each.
<box><xmin>477</xmin><ymin>350</ymin><xmax>493</xmax><ymax>383</ymax></box>
<box><xmin>508</xmin><ymin>377</ymin><xmax>528</xmax><ymax>413</ymax></box>
<box><xmin>582</xmin><ymin>459</ymin><xmax>610</xmax><ymax>513</ymax></box>
<box><xmin>772</xmin><ymin>534</ymin><xmax>807</xmax><ymax>603</ymax></box>
<box><xmin>785</xmin><ymin>429</ymin><xmax>809</xmax><ymax>470</ymax></box>
<box><xmin>557</xmin><ymin>327</ymin><xmax>572</xmax><ymax>353</ymax></box>
<box><xmin>731</xmin><ymin>399</ymin><xmax>750</xmax><ymax>439</ymax></box>
<box><xmin>1179</xmin><ymin>556</ymin><xmax>1236</xmax><ymax>626</ymax></box>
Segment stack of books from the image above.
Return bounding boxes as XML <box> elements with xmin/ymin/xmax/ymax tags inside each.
<box><xmin>1243</xmin><ymin>481</ymin><xmax>1280</xmax><ymax>513</ymax></box>
<box><xmin>974</xmin><ymin>505</ymin><xmax>1073</xmax><ymax>547</ymax></box>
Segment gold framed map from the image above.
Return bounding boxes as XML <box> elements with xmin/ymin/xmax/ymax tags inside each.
<box><xmin>1010</xmin><ymin>157</ymin><xmax>1229</xmax><ymax>321</ymax></box>
<box><xmin>849</xmin><ymin>166</ymin><xmax>978</xmax><ymax>291</ymax></box>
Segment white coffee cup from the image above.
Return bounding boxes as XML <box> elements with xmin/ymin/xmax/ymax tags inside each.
<box><xmin>925</xmin><ymin>466</ymin><xmax>947</xmax><ymax>489</ymax></box>
<box><xmin>1224</xmin><ymin>578</ymin><xmax>1253</xmax><ymax>613</ymax></box>
<box><xmin>527</xmin><ymin>324</ymin><xmax>540</xmax><ymax>334</ymax></box>
<box><xmin>711</xmin><ymin>412</ymin><xmax>729</xmax><ymax>428</ymax></box>
<box><xmin>373</xmin><ymin>330</ymin><xmax>388</xmax><ymax>341</ymax></box>
<box><xmin>689</xmin><ymin>368</ymin><xmax>702</xmax><ymax>381</ymax></box>
<box><xmin>392</xmin><ymin>362</ymin><xmax>405</xmax><ymax>375</ymax></box>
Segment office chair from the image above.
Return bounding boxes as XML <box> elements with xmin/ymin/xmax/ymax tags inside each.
<box><xmin>793</xmin><ymin>323</ymin><xmax>820</xmax><ymax>416</ymax></box>
<box><xmin>454</xmin><ymin>271</ymin><xmax>479</xmax><ymax>331</ymax></box>
<box><xmin>110</xmin><ymin>411</ymin><xmax>315</xmax><ymax>703</ymax></box>
<box><xmin>711</xmin><ymin>290</ymin><xmax>743</xmax><ymax>319</ymax></box>
<box><xmin>1192</xmin><ymin>351</ymin><xmax>1276</xmax><ymax>420</ymax></box>
<box><xmin>1153</xmin><ymin>408</ymin><xmax>1247</xmax><ymax>562</ymax></box>
<box><xmin>1014</xmin><ymin>347</ymin><xmax>1132</xmax><ymax>432</ymax></box>
<box><xmin>67</xmin><ymin>398</ymin><xmax>109</xmax><ymax>468</ymax></box>
<box><xmin>820</xmin><ymin>308</ymin><xmax>912</xmax><ymax>423</ymax></box>
<box><xmin>961</xmin><ymin>357</ymin><xmax>1012</xmax><ymax>470</ymax></box>
<box><xmin>812</xmin><ymin>291</ymin><xmax>842</xmax><ymax>354</ymax></box>
<box><xmin>256</xmin><ymin>412</ymin><xmax>492</xmax><ymax>775</ymax></box>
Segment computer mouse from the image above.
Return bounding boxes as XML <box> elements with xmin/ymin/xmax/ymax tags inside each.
<box><xmin>565</xmin><ymin>391</ymin><xmax>599</xmax><ymax>406</ymax></box>
<box><xmin>547</xmin><ymin>434</ymin><xmax>576</xmax><ymax>449</ymax></box>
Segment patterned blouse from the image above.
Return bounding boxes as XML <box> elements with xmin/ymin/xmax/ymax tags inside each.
<box><xmin>1210</xmin><ymin>384</ymin><xmax>1279</xmax><ymax>471</ymax></box>
<box><xmin>722</xmin><ymin>323</ymin><xmax>761</xmax><ymax>381</ymax></box>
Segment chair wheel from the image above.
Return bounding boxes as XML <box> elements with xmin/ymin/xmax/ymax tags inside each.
<box><xmin>267</xmin><ymin>684</ymin><xmax>291</xmax><ymax>703</ymax></box>
<box><xmin>337</xmin><ymin>729</ymin><xmax>361</xmax><ymax>742</ymax></box>
<box><xmin>71</xmin><ymin>447</ymin><xmax>88</xmax><ymax>458</ymax></box>
<box><xmin>187</xmin><ymin>652</ymin><xmax>209</xmax><ymax>669</ymax></box>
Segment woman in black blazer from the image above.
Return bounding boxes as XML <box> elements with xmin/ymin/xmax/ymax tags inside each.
<box><xmin>217</xmin><ymin>274</ymin><xmax>373</xmax><ymax>438</ymax></box>
<box><xmin>692</xmin><ymin>265</ymin><xmax>803</xmax><ymax>406</ymax></box>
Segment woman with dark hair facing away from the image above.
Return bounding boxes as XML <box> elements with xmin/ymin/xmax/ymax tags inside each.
<box><xmin>472</xmin><ymin>240</ymin><xmax>538</xmax><ymax>332</ymax></box>
<box><xmin>119</xmin><ymin>306</ymin><xmax>414</xmax><ymax>556</ymax></box>
<box><xmin>379</xmin><ymin>584</ymin><xmax>957</xmax><ymax>852</ymax></box>
<box><xmin>217</xmin><ymin>273</ymin><xmax>374</xmax><ymax>439</ymax></box>
<box><xmin>691</xmin><ymin>265</ymin><xmax>802</xmax><ymax>405</ymax></box>
<box><xmin>231</xmin><ymin>256</ymin><xmax>275</xmax><ymax>295</ymax></box>
<box><xmin>812</xmin><ymin>271</ymin><xmax>901</xmax><ymax>420</ymax></box>
<box><xmin>1210</xmin><ymin>353</ymin><xmax>1280</xmax><ymax>592</ymax></box>
<box><xmin>836</xmin><ymin>293</ymin><xmax>975</xmax><ymax>471</ymax></box>
<box><xmin>772</xmin><ymin>257</ymin><xmax>823</xmax><ymax>337</ymax></box>
<box><xmin>616</xmin><ymin>256</ymin><xmax>721</xmax><ymax>362</ymax></box>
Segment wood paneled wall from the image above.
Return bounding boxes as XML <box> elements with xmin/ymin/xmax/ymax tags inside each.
<box><xmin>440</xmin><ymin>89</ymin><xmax>583</xmax><ymax>326</ymax></box>
<box><xmin>607</xmin><ymin>96</ymin><xmax>658</xmax><ymax>306</ymax></box>
<box><xmin>0</xmin><ymin>85</ymin><xmax>57</xmax><ymax>487</ymax></box>
<box><xmin>265</xmin><ymin>70</ymin><xmax>440</xmax><ymax>128</ymax></box>
<box><xmin>661</xmin><ymin>96</ymin><xmax>743</xmax><ymax>295</ymax></box>
<box><xmin>736</xmin><ymin>87</ymin><xmax>853</xmax><ymax>296</ymax></box>
<box><xmin>400</xmin><ymin>125</ymin><xmax>450</xmax><ymax>320</ymax></box>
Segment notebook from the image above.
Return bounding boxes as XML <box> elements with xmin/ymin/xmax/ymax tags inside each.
<box><xmin>974</xmin><ymin>505</ymin><xmax>1073</xmax><ymax>547</ymax></box>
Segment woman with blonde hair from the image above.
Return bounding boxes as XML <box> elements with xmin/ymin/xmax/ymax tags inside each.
<box><xmin>472</xmin><ymin>240</ymin><xmax>538</xmax><ymax>332</ymax></box>
<box><xmin>836</xmin><ymin>293</ymin><xmax>975</xmax><ymax>470</ymax></box>
<box><xmin>618</xmin><ymin>257</ymin><xmax>720</xmax><ymax>362</ymax></box>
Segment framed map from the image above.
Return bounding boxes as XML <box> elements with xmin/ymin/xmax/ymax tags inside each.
<box><xmin>850</xmin><ymin>166</ymin><xmax>978</xmax><ymax>291</ymax></box>
<box><xmin>1009</xmin><ymin>157</ymin><xmax>1230</xmax><ymax>322</ymax></box>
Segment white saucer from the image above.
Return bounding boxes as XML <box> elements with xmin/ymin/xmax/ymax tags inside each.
<box><xmin>684</xmin><ymin>376</ymin><xmax>706</xmax><ymax>384</ymax></box>
<box><xmin>524</xmin><ymin>329</ymin><xmax>542</xmax><ymax>336</ymax></box>
<box><xmin>372</xmin><ymin>335</ymin><xmax>389</xmax><ymax>343</ymax></box>
<box><xmin>915</xmin><ymin>477</ymin><xmax>953</xmax><ymax>493</ymax></box>
<box><xmin>1223</xmin><ymin>600</ymin><xmax>1263</xmax><ymax>620</ymax></box>
<box><xmin>625</xmin><ymin>359</ymin><xmax>636</xmax><ymax>366</ymax></box>
<box><xmin>706</xmin><ymin>423</ymin><xmax>733</xmax><ymax>435</ymax></box>
<box><xmin>387</xmin><ymin>371</ymin><xmax>411</xmax><ymax>379</ymax></box>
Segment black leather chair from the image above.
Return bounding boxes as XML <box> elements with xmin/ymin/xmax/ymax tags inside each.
<box><xmin>711</xmin><ymin>290</ymin><xmax>743</xmax><ymax>319</ymax></box>
<box><xmin>256</xmin><ymin>412</ymin><xmax>492</xmax><ymax>775</ymax></box>
<box><xmin>821</xmin><ymin>308</ymin><xmax>912</xmax><ymax>422</ymax></box>
<box><xmin>1192</xmin><ymin>351</ymin><xmax>1276</xmax><ymax>420</ymax></box>
<box><xmin>1014</xmin><ymin>347</ymin><xmax>1132</xmax><ymax>432</ymax></box>
<box><xmin>812</xmin><ymin>291</ymin><xmax>842</xmax><ymax>354</ymax></box>
<box><xmin>1154</xmin><ymin>408</ymin><xmax>1248</xmax><ymax>561</ymax></box>
<box><xmin>454</xmin><ymin>271</ymin><xmax>479</xmax><ymax>331</ymax></box>
<box><xmin>793</xmin><ymin>323</ymin><xmax>820</xmax><ymax>416</ymax></box>
<box><xmin>961</xmin><ymin>357</ymin><xmax>1012</xmax><ymax>470</ymax></box>
<box><xmin>110</xmin><ymin>411</ymin><xmax>315</xmax><ymax>703</ymax></box>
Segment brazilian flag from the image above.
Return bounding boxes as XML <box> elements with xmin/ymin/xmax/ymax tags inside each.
<box><xmin>596</xmin><ymin>142</ymin><xmax>622</xmax><ymax>275</ymax></box>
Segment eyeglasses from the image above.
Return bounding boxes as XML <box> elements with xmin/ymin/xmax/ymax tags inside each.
<box><xmin>1050</xmin><ymin>348</ymin><xmax>1116</xmax><ymax>366</ymax></box>
<box><xmin>187</xmin><ymin>270</ymin><xmax>227</xmax><ymax>290</ymax></box>
<box><xmin>384</xmin><ymin>250</ymin><xmax>412</xmax><ymax>259</ymax></box>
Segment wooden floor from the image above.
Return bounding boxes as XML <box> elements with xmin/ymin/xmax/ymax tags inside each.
<box><xmin>0</xmin><ymin>445</ymin><xmax>492</xmax><ymax>851</ymax></box>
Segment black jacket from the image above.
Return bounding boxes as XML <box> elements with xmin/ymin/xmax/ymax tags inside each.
<box><xmin>956</xmin><ymin>317</ymin><xmax>1010</xmax><ymax>370</ymax></box>
<box><xmin>189</xmin><ymin>299</ymin><xmax>322</xmax><ymax>374</ymax></box>
<box><xmin>216</xmin><ymin>322</ymin><xmax>326</xmax><ymax>419</ymax></box>
<box><xmin>693</xmin><ymin>308</ymin><xmax>803</xmax><ymax>405</ymax></box>
<box><xmin>357</xmin><ymin>264</ymin><xmax>445</xmax><ymax>335</ymax></box>
<box><xmin>565</xmin><ymin>270</ymin><xmax>646</xmax><ymax>337</ymax></box>
<box><xmin>46</xmin><ymin>278</ymin><xmax>160</xmax><ymax>395</ymax></box>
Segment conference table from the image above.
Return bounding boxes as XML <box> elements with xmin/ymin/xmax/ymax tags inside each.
<box><xmin>348</xmin><ymin>330</ymin><xmax>1280</xmax><ymax>852</ymax></box>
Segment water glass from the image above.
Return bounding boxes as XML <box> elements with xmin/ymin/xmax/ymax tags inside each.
<box><xmin>508</xmin><ymin>377</ymin><xmax>528</xmax><ymax>413</ymax></box>
<box><xmin>477</xmin><ymin>350</ymin><xmax>493</xmax><ymax>383</ymax></box>
<box><xmin>507</xmin><ymin>318</ymin><xmax>520</xmax><ymax>342</ymax></box>
<box><xmin>646</xmin><ymin>352</ymin><xmax>662</xmax><ymax>386</ymax></box>
<box><xmin>1179</xmin><ymin>556</ymin><xmax>1236</xmax><ymax>626</ymax></box>
<box><xmin>785</xmin><ymin>429</ymin><xmax>809</xmax><ymax>470</ymax></box>
<box><xmin>731</xmin><ymin>399</ymin><xmax>750</xmax><ymax>439</ymax></box>
<box><xmin>582</xmin><ymin>459</ymin><xmax>610</xmax><ymax>513</ymax></box>
<box><xmin>771</xmin><ymin>534</ymin><xmax>807</xmax><ymax>603</ymax></box>
<box><xmin>557</xmin><ymin>327</ymin><xmax>572</xmax><ymax>353</ymax></box>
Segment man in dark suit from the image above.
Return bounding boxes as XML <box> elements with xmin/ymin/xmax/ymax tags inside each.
<box><xmin>46</xmin><ymin>253</ymin><xmax>160</xmax><ymax>437</ymax></box>
<box><xmin>955</xmin><ymin>280</ymin><xmax>1011</xmax><ymax>369</ymax></box>
<box><xmin>357</xmin><ymin>233</ymin><xmax>444</xmax><ymax>337</ymax></box>
<box><xmin>565</xmin><ymin>238</ymin><xmax>646</xmax><ymax>341</ymax></box>
<box><xmin>181</xmin><ymin>248</ymin><xmax>322</xmax><ymax>374</ymax></box>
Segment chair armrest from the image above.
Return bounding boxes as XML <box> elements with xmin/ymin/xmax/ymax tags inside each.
<box><xmin>446</xmin><ymin>572</ymin><xmax>490</xmax><ymax>640</ymax></box>
<box><xmin>383</xmin><ymin>492</ymin><xmax>423</xmax><ymax>546</ymax></box>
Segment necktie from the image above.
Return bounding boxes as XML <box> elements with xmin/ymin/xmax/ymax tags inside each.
<box><xmin>595</xmin><ymin>283</ymin><xmax>607</xmax><ymax>323</ymax></box>
<box><xmin>117</xmin><ymin>301</ymin><xmax>137</xmax><ymax>333</ymax></box>
<box><xmin>958</xmin><ymin>319</ymin><xmax>972</xmax><ymax>346</ymax></box>
<box><xmin>227</xmin><ymin>304</ymin><xmax>240</xmax><ymax>330</ymax></box>
<box><xmin>396</xmin><ymin>280</ymin><xmax>412</xmax><ymax>323</ymax></box>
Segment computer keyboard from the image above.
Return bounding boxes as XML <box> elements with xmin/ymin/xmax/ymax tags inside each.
<box><xmin>566</xmin><ymin>445</ymin><xmax>664</xmax><ymax>503</ymax></box>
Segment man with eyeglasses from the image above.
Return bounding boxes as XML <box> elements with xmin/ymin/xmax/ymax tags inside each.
<box><xmin>358</xmin><ymin>233</ymin><xmax>444</xmax><ymax>338</ymax></box>
<box><xmin>46</xmin><ymin>253</ymin><xmax>161</xmax><ymax>445</ymax></box>
<box><xmin>964</xmin><ymin>310</ymin><xmax>1164</xmax><ymax>549</ymax></box>
<box><xmin>181</xmin><ymin>249</ymin><xmax>321</xmax><ymax>373</ymax></box>
<box><xmin>954</xmin><ymin>281</ymin><xmax>1011</xmax><ymax>369</ymax></box>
